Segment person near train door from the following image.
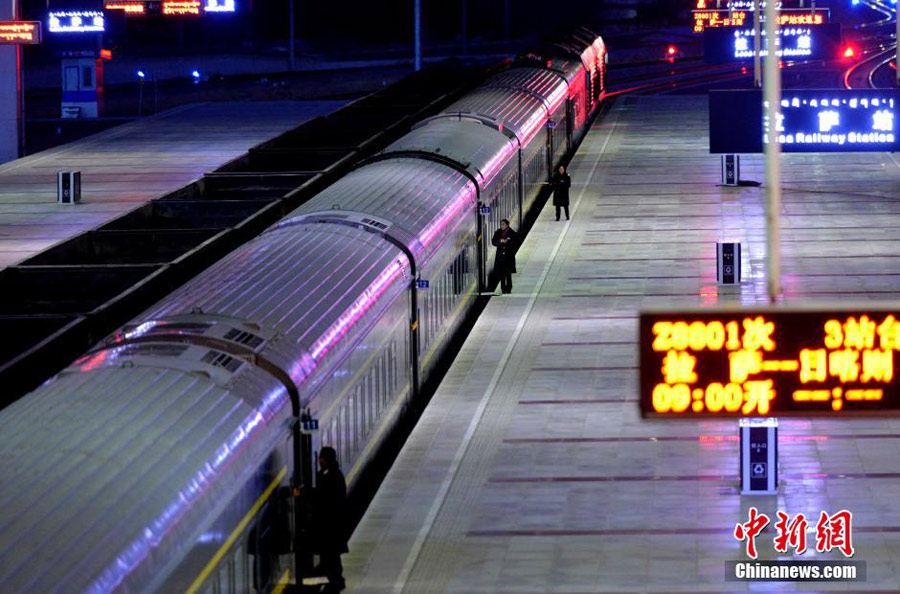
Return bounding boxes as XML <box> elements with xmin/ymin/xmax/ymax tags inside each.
<box><xmin>552</xmin><ymin>165</ymin><xmax>571</xmax><ymax>221</ymax></box>
<box><xmin>491</xmin><ymin>219</ymin><xmax>518</xmax><ymax>294</ymax></box>
<box><xmin>312</xmin><ymin>446</ymin><xmax>348</xmax><ymax>592</ymax></box>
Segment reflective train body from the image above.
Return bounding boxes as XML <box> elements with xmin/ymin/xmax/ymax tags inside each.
<box><xmin>0</xmin><ymin>30</ymin><xmax>606</xmax><ymax>594</ymax></box>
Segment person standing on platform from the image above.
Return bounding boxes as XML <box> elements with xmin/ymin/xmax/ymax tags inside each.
<box><xmin>552</xmin><ymin>165</ymin><xmax>571</xmax><ymax>221</ymax></box>
<box><xmin>491</xmin><ymin>219</ymin><xmax>518</xmax><ymax>294</ymax></box>
<box><xmin>312</xmin><ymin>446</ymin><xmax>348</xmax><ymax>592</ymax></box>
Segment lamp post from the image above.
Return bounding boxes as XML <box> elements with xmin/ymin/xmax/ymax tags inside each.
<box><xmin>414</xmin><ymin>0</ymin><xmax>422</xmax><ymax>71</ymax></box>
<box><xmin>763</xmin><ymin>0</ymin><xmax>782</xmax><ymax>303</ymax></box>
<box><xmin>288</xmin><ymin>0</ymin><xmax>295</xmax><ymax>71</ymax></box>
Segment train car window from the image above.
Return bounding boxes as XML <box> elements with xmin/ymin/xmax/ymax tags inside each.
<box><xmin>390</xmin><ymin>341</ymin><xmax>396</xmax><ymax>396</ymax></box>
<box><xmin>235</xmin><ymin>544</ymin><xmax>246</xmax><ymax>594</ymax></box>
<box><xmin>360</xmin><ymin>377</ymin><xmax>367</xmax><ymax>440</ymax></box>
<box><xmin>330</xmin><ymin>417</ymin><xmax>340</xmax><ymax>467</ymax></box>
<box><xmin>217</xmin><ymin>562</ymin><xmax>228</xmax><ymax>594</ymax></box>
<box><xmin>373</xmin><ymin>366</ymin><xmax>380</xmax><ymax>425</ymax></box>
<box><xmin>383</xmin><ymin>351</ymin><xmax>389</xmax><ymax>408</ymax></box>
<box><xmin>368</xmin><ymin>370</ymin><xmax>373</xmax><ymax>434</ymax></box>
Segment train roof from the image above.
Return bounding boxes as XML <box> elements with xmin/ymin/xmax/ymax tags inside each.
<box><xmin>0</xmin><ymin>345</ymin><xmax>290</xmax><ymax>592</ymax></box>
<box><xmin>142</xmin><ymin>157</ymin><xmax>474</xmax><ymax>395</ymax></box>
<box><xmin>385</xmin><ymin>118</ymin><xmax>518</xmax><ymax>187</ymax></box>
<box><xmin>434</xmin><ymin>87</ymin><xmax>548</xmax><ymax>145</ymax></box>
<box><xmin>483</xmin><ymin>67</ymin><xmax>569</xmax><ymax>113</ymax></box>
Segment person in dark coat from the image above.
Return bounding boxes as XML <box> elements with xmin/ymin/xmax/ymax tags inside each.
<box><xmin>552</xmin><ymin>165</ymin><xmax>572</xmax><ymax>221</ymax></box>
<box><xmin>312</xmin><ymin>446</ymin><xmax>348</xmax><ymax>592</ymax></box>
<box><xmin>491</xmin><ymin>219</ymin><xmax>518</xmax><ymax>294</ymax></box>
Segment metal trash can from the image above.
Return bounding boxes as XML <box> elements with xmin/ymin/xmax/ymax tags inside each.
<box><xmin>721</xmin><ymin>154</ymin><xmax>740</xmax><ymax>186</ymax></box>
<box><xmin>740</xmin><ymin>418</ymin><xmax>778</xmax><ymax>495</ymax></box>
<box><xmin>57</xmin><ymin>171</ymin><xmax>81</xmax><ymax>204</ymax></box>
<box><xmin>717</xmin><ymin>242</ymin><xmax>741</xmax><ymax>285</ymax></box>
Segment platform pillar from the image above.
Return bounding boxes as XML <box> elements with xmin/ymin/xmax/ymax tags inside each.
<box><xmin>0</xmin><ymin>0</ymin><xmax>20</xmax><ymax>163</ymax></box>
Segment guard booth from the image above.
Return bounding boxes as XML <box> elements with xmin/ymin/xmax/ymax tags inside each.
<box><xmin>61</xmin><ymin>51</ymin><xmax>102</xmax><ymax>118</ymax></box>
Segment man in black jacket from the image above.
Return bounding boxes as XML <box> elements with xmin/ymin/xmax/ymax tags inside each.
<box><xmin>491</xmin><ymin>219</ymin><xmax>518</xmax><ymax>294</ymax></box>
<box><xmin>552</xmin><ymin>165</ymin><xmax>571</xmax><ymax>221</ymax></box>
<box><xmin>313</xmin><ymin>446</ymin><xmax>348</xmax><ymax>592</ymax></box>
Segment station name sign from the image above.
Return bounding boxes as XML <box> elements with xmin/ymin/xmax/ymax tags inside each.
<box><xmin>710</xmin><ymin>89</ymin><xmax>900</xmax><ymax>153</ymax></box>
<box><xmin>693</xmin><ymin>9</ymin><xmax>828</xmax><ymax>33</ymax></box>
<box><xmin>48</xmin><ymin>11</ymin><xmax>105</xmax><ymax>33</ymax></box>
<box><xmin>0</xmin><ymin>21</ymin><xmax>41</xmax><ymax>44</ymax></box>
<box><xmin>639</xmin><ymin>308</ymin><xmax>900</xmax><ymax>418</ymax></box>
<box><xmin>704</xmin><ymin>24</ymin><xmax>841</xmax><ymax>62</ymax></box>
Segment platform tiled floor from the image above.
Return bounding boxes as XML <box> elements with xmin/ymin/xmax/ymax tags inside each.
<box><xmin>0</xmin><ymin>100</ymin><xmax>344</xmax><ymax>268</ymax></box>
<box><xmin>344</xmin><ymin>95</ymin><xmax>900</xmax><ymax>593</ymax></box>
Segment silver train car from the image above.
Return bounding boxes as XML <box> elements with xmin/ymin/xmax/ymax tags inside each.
<box><xmin>0</xmin><ymin>30</ymin><xmax>607</xmax><ymax>594</ymax></box>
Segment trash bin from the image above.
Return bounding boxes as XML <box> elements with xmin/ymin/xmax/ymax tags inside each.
<box><xmin>717</xmin><ymin>242</ymin><xmax>741</xmax><ymax>285</ymax></box>
<box><xmin>740</xmin><ymin>417</ymin><xmax>777</xmax><ymax>495</ymax></box>
<box><xmin>57</xmin><ymin>171</ymin><xmax>81</xmax><ymax>204</ymax></box>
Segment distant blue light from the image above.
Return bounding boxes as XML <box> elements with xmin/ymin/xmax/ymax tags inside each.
<box><xmin>136</xmin><ymin>70</ymin><xmax>145</xmax><ymax>79</ymax></box>
<box><xmin>851</xmin><ymin>0</ymin><xmax>859</xmax><ymax>6</ymax></box>
<box><xmin>191</xmin><ymin>70</ymin><xmax>200</xmax><ymax>78</ymax></box>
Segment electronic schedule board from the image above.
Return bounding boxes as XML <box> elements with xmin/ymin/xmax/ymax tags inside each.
<box><xmin>709</xmin><ymin>89</ymin><xmax>900</xmax><ymax>153</ymax></box>
<box><xmin>639</xmin><ymin>308</ymin><xmax>900</xmax><ymax>418</ymax></box>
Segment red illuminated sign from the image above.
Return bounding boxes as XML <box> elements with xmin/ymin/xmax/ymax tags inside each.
<box><xmin>0</xmin><ymin>21</ymin><xmax>41</xmax><ymax>45</ymax></box>
<box><xmin>104</xmin><ymin>1</ymin><xmax>147</xmax><ymax>15</ymax></box>
<box><xmin>639</xmin><ymin>308</ymin><xmax>900</xmax><ymax>417</ymax></box>
<box><xmin>162</xmin><ymin>1</ymin><xmax>201</xmax><ymax>15</ymax></box>
<box><xmin>693</xmin><ymin>9</ymin><xmax>828</xmax><ymax>33</ymax></box>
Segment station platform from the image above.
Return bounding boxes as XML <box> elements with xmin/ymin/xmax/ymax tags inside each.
<box><xmin>0</xmin><ymin>100</ymin><xmax>344</xmax><ymax>268</ymax></box>
<box><xmin>344</xmin><ymin>95</ymin><xmax>900</xmax><ymax>592</ymax></box>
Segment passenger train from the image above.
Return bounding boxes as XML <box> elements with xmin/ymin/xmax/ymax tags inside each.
<box><xmin>0</xmin><ymin>28</ymin><xmax>607</xmax><ymax>594</ymax></box>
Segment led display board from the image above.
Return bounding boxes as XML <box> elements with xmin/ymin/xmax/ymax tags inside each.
<box><xmin>695</xmin><ymin>0</ymin><xmax>812</xmax><ymax>9</ymax></box>
<box><xmin>693</xmin><ymin>9</ymin><xmax>828</xmax><ymax>33</ymax></box>
<box><xmin>704</xmin><ymin>24</ymin><xmax>841</xmax><ymax>63</ymax></box>
<box><xmin>162</xmin><ymin>1</ymin><xmax>201</xmax><ymax>15</ymax></box>
<box><xmin>48</xmin><ymin>11</ymin><xmax>105</xmax><ymax>33</ymax></box>
<box><xmin>639</xmin><ymin>308</ymin><xmax>900</xmax><ymax>418</ymax></box>
<box><xmin>104</xmin><ymin>1</ymin><xmax>147</xmax><ymax>15</ymax></box>
<box><xmin>0</xmin><ymin>21</ymin><xmax>41</xmax><ymax>44</ymax></box>
<box><xmin>710</xmin><ymin>89</ymin><xmax>900</xmax><ymax>153</ymax></box>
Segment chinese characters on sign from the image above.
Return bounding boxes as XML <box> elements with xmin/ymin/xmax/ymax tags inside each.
<box><xmin>0</xmin><ymin>21</ymin><xmax>41</xmax><ymax>44</ymax></box>
<box><xmin>709</xmin><ymin>90</ymin><xmax>900</xmax><ymax>154</ymax></box>
<box><xmin>735</xmin><ymin>507</ymin><xmax>854</xmax><ymax>559</ymax></box>
<box><xmin>162</xmin><ymin>1</ymin><xmax>202</xmax><ymax>15</ymax></box>
<box><xmin>764</xmin><ymin>94</ymin><xmax>896</xmax><ymax>149</ymax></box>
<box><xmin>104</xmin><ymin>1</ymin><xmax>147</xmax><ymax>15</ymax></box>
<box><xmin>639</xmin><ymin>309</ymin><xmax>900</xmax><ymax>417</ymax></box>
<box><xmin>692</xmin><ymin>9</ymin><xmax>827</xmax><ymax>33</ymax></box>
<box><xmin>48</xmin><ymin>11</ymin><xmax>105</xmax><ymax>33</ymax></box>
<box><xmin>703</xmin><ymin>24</ymin><xmax>841</xmax><ymax>63</ymax></box>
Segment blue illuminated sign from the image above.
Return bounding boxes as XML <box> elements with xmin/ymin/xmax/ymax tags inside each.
<box><xmin>48</xmin><ymin>10</ymin><xmax>105</xmax><ymax>33</ymax></box>
<box><xmin>710</xmin><ymin>90</ymin><xmax>900</xmax><ymax>153</ymax></box>
<box><xmin>704</xmin><ymin>24</ymin><xmax>841</xmax><ymax>63</ymax></box>
<box><xmin>204</xmin><ymin>0</ymin><xmax>236</xmax><ymax>12</ymax></box>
